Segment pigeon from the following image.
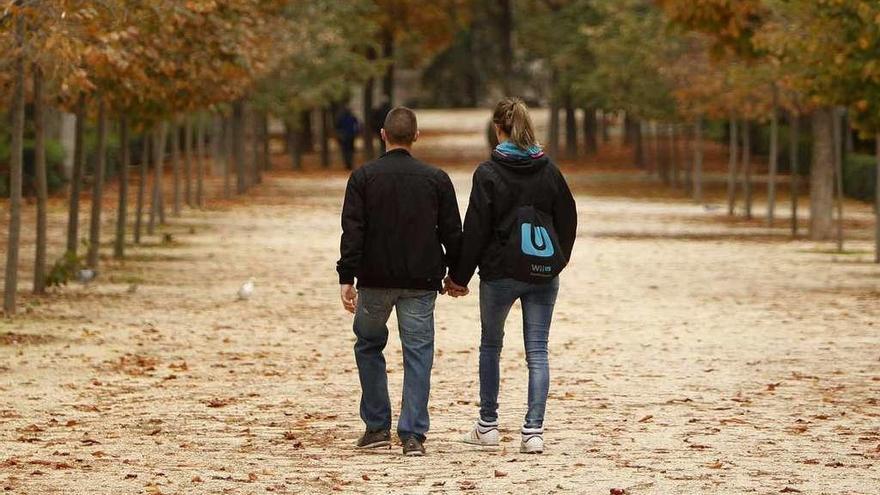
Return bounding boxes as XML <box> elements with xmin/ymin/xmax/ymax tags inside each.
<box><xmin>76</xmin><ymin>269</ymin><xmax>97</xmax><ymax>284</ymax></box>
<box><xmin>237</xmin><ymin>278</ymin><xmax>255</xmax><ymax>301</ymax></box>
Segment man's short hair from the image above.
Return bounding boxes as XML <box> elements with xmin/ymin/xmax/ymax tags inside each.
<box><xmin>383</xmin><ymin>107</ymin><xmax>418</xmax><ymax>145</ymax></box>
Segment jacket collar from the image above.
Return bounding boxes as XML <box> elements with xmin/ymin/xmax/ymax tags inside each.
<box><xmin>382</xmin><ymin>147</ymin><xmax>412</xmax><ymax>158</ymax></box>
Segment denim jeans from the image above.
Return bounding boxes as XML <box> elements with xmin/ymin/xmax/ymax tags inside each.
<box><xmin>353</xmin><ymin>288</ymin><xmax>437</xmax><ymax>442</ymax></box>
<box><xmin>479</xmin><ymin>277</ymin><xmax>559</xmax><ymax>429</ymax></box>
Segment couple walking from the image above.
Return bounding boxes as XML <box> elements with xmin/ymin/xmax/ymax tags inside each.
<box><xmin>336</xmin><ymin>98</ymin><xmax>577</xmax><ymax>456</ymax></box>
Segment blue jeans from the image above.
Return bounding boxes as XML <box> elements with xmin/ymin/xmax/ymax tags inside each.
<box><xmin>353</xmin><ymin>288</ymin><xmax>437</xmax><ymax>442</ymax></box>
<box><xmin>479</xmin><ymin>277</ymin><xmax>559</xmax><ymax>429</ymax></box>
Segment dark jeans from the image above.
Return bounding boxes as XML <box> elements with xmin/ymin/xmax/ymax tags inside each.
<box><xmin>353</xmin><ymin>288</ymin><xmax>437</xmax><ymax>442</ymax></box>
<box><xmin>479</xmin><ymin>277</ymin><xmax>559</xmax><ymax>429</ymax></box>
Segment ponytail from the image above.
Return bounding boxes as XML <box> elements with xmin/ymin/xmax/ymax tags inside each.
<box><xmin>493</xmin><ymin>97</ymin><xmax>538</xmax><ymax>149</ymax></box>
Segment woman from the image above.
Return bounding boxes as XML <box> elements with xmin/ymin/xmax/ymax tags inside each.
<box><xmin>446</xmin><ymin>97</ymin><xmax>577</xmax><ymax>454</ymax></box>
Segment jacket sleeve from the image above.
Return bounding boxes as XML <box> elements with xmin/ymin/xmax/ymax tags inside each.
<box><xmin>336</xmin><ymin>170</ymin><xmax>366</xmax><ymax>284</ymax></box>
<box><xmin>553</xmin><ymin>168</ymin><xmax>578</xmax><ymax>262</ymax></box>
<box><xmin>450</xmin><ymin>167</ymin><xmax>494</xmax><ymax>286</ymax></box>
<box><xmin>437</xmin><ymin>172</ymin><xmax>463</xmax><ymax>275</ymax></box>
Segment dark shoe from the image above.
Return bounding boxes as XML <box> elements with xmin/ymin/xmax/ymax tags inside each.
<box><xmin>356</xmin><ymin>429</ymin><xmax>391</xmax><ymax>449</ymax></box>
<box><xmin>402</xmin><ymin>436</ymin><xmax>426</xmax><ymax>456</ymax></box>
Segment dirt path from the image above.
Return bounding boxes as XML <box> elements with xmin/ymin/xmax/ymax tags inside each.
<box><xmin>2</xmin><ymin>111</ymin><xmax>880</xmax><ymax>494</ymax></box>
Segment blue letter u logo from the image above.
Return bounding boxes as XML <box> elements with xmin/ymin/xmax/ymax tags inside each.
<box><xmin>521</xmin><ymin>223</ymin><xmax>555</xmax><ymax>258</ymax></box>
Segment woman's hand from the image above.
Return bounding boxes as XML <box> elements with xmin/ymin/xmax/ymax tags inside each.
<box><xmin>443</xmin><ymin>276</ymin><xmax>469</xmax><ymax>297</ymax></box>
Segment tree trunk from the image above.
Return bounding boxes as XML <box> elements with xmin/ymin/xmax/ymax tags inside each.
<box><xmin>727</xmin><ymin>118</ymin><xmax>739</xmax><ymax>216</ymax></box>
<box><xmin>211</xmin><ymin>113</ymin><xmax>224</xmax><ymax>176</ymax></box>
<box><xmin>233</xmin><ymin>100</ymin><xmax>247</xmax><ymax>194</ymax></box>
<box><xmin>767</xmin><ymin>105</ymin><xmax>779</xmax><ymax>226</ymax></box>
<box><xmin>149</xmin><ymin>122</ymin><xmax>168</xmax><ymax>235</ymax></box>
<box><xmin>693</xmin><ymin>116</ymin><xmax>704</xmax><ymax>202</ymax></box>
<box><xmin>548</xmin><ymin>72</ymin><xmax>560</xmax><ymax>159</ymax></box>
<box><xmin>833</xmin><ymin>108</ymin><xmax>845</xmax><ymax>252</ymax></box>
<box><xmin>810</xmin><ymin>107</ymin><xmax>836</xmax><ymax>240</ymax></box>
<box><xmin>320</xmin><ymin>106</ymin><xmax>331</xmax><ymax>168</ymax></box>
<box><xmin>875</xmin><ymin>132</ymin><xmax>879</xmax><ymax>263</ymax></box>
<box><xmin>66</xmin><ymin>94</ymin><xmax>86</xmax><ymax>255</ymax></box>
<box><xmin>261</xmin><ymin>112</ymin><xmax>270</xmax><ymax>172</ymax></box>
<box><xmin>135</xmin><ymin>131</ymin><xmax>149</xmax><ymax>244</ymax></box>
<box><xmin>623</xmin><ymin>114</ymin><xmax>633</xmax><ymax>146</ymax></box>
<box><xmin>184</xmin><ymin>117</ymin><xmax>194</xmax><ymax>207</ymax></box>
<box><xmin>790</xmin><ymin>114</ymin><xmax>801</xmax><ymax>238</ymax></box>
<box><xmin>286</xmin><ymin>118</ymin><xmax>302</xmax><ymax>170</ymax></box>
<box><xmin>86</xmin><ymin>99</ymin><xmax>107</xmax><ymax>269</ymax></box>
<box><xmin>113</xmin><ymin>116</ymin><xmax>130</xmax><ymax>259</ymax></box>
<box><xmin>381</xmin><ymin>30</ymin><xmax>395</xmax><ymax>105</ymax></box>
<box><xmin>300</xmin><ymin>109</ymin><xmax>314</xmax><ymax>153</ymax></box>
<box><xmin>582</xmin><ymin>107</ymin><xmax>598</xmax><ymax>156</ymax></box>
<box><xmin>602</xmin><ymin>110</ymin><xmax>611</xmax><ymax>142</ymax></box>
<box><xmin>362</xmin><ymin>74</ymin><xmax>375</xmax><ymax>160</ymax></box>
<box><xmin>223</xmin><ymin>116</ymin><xmax>233</xmax><ymax>198</ymax></box>
<box><xmin>632</xmin><ymin>119</ymin><xmax>644</xmax><ymax>168</ymax></box>
<box><xmin>196</xmin><ymin>116</ymin><xmax>205</xmax><ymax>208</ymax></box>
<box><xmin>33</xmin><ymin>66</ymin><xmax>48</xmax><ymax>294</ymax></box>
<box><xmin>670</xmin><ymin>124</ymin><xmax>679</xmax><ymax>188</ymax></box>
<box><xmin>742</xmin><ymin>120</ymin><xmax>753</xmax><ymax>219</ymax></box>
<box><xmin>564</xmin><ymin>96</ymin><xmax>577</xmax><ymax>160</ymax></box>
<box><xmin>251</xmin><ymin>108</ymin><xmax>263</xmax><ymax>185</ymax></box>
<box><xmin>651</xmin><ymin>121</ymin><xmax>662</xmax><ymax>177</ymax></box>
<box><xmin>170</xmin><ymin>119</ymin><xmax>181</xmax><ymax>216</ymax></box>
<box><xmin>658</xmin><ymin>124</ymin><xmax>671</xmax><ymax>185</ymax></box>
<box><xmin>683</xmin><ymin>125</ymin><xmax>693</xmax><ymax>192</ymax></box>
<box><xmin>4</xmin><ymin>17</ymin><xmax>25</xmax><ymax>314</ymax></box>
<box><xmin>498</xmin><ymin>0</ymin><xmax>513</xmax><ymax>94</ymax></box>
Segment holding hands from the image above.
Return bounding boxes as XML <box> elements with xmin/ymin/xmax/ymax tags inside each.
<box><xmin>443</xmin><ymin>276</ymin><xmax>469</xmax><ymax>298</ymax></box>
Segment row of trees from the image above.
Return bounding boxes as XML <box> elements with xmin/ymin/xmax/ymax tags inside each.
<box><xmin>513</xmin><ymin>0</ymin><xmax>879</xmax><ymax>261</ymax></box>
<box><xmin>0</xmin><ymin>0</ymin><xmax>413</xmax><ymax>316</ymax></box>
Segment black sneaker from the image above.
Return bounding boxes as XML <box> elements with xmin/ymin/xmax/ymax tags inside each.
<box><xmin>356</xmin><ymin>429</ymin><xmax>391</xmax><ymax>449</ymax></box>
<box><xmin>402</xmin><ymin>436</ymin><xmax>426</xmax><ymax>457</ymax></box>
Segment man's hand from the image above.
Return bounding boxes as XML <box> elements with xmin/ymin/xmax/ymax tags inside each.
<box><xmin>341</xmin><ymin>284</ymin><xmax>358</xmax><ymax>314</ymax></box>
<box><xmin>443</xmin><ymin>276</ymin><xmax>469</xmax><ymax>297</ymax></box>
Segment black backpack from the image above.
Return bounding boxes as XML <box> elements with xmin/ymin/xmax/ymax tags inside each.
<box><xmin>493</xmin><ymin>166</ymin><xmax>568</xmax><ymax>283</ymax></box>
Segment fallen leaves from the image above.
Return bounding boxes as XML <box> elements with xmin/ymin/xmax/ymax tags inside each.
<box><xmin>494</xmin><ymin>470</ymin><xmax>507</xmax><ymax>477</ymax></box>
<box><xmin>459</xmin><ymin>480</ymin><xmax>477</xmax><ymax>490</ymax></box>
<box><xmin>205</xmin><ymin>397</ymin><xmax>235</xmax><ymax>408</ymax></box>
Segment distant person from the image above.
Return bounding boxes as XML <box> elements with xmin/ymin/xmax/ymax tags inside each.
<box><xmin>336</xmin><ymin>106</ymin><xmax>463</xmax><ymax>456</ymax></box>
<box><xmin>445</xmin><ymin>97</ymin><xmax>577</xmax><ymax>454</ymax></box>
<box><xmin>371</xmin><ymin>100</ymin><xmax>393</xmax><ymax>155</ymax></box>
<box><xmin>335</xmin><ymin>106</ymin><xmax>360</xmax><ymax>170</ymax></box>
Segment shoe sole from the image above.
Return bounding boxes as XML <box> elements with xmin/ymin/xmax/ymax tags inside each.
<box><xmin>357</xmin><ymin>440</ymin><xmax>391</xmax><ymax>449</ymax></box>
<box><xmin>462</xmin><ymin>438</ymin><xmax>500</xmax><ymax>447</ymax></box>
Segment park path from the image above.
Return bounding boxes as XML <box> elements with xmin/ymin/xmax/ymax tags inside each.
<box><xmin>2</xmin><ymin>110</ymin><xmax>880</xmax><ymax>494</ymax></box>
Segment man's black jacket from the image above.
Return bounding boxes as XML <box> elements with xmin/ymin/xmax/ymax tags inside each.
<box><xmin>450</xmin><ymin>150</ymin><xmax>577</xmax><ymax>286</ymax></box>
<box><xmin>337</xmin><ymin>148</ymin><xmax>463</xmax><ymax>291</ymax></box>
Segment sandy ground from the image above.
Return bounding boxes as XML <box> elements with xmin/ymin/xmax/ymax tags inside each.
<box><xmin>2</xmin><ymin>110</ymin><xmax>880</xmax><ymax>495</ymax></box>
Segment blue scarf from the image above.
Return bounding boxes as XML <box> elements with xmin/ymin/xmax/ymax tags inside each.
<box><xmin>495</xmin><ymin>140</ymin><xmax>544</xmax><ymax>160</ymax></box>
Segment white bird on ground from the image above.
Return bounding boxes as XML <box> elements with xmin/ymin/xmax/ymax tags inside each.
<box><xmin>76</xmin><ymin>269</ymin><xmax>97</xmax><ymax>284</ymax></box>
<box><xmin>237</xmin><ymin>278</ymin><xmax>255</xmax><ymax>301</ymax></box>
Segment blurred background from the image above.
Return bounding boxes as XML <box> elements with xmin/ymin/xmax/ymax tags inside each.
<box><xmin>2</xmin><ymin>3</ymin><xmax>880</xmax><ymax>493</ymax></box>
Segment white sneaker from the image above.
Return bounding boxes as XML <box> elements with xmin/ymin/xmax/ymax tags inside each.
<box><xmin>461</xmin><ymin>420</ymin><xmax>500</xmax><ymax>446</ymax></box>
<box><xmin>520</xmin><ymin>427</ymin><xmax>544</xmax><ymax>454</ymax></box>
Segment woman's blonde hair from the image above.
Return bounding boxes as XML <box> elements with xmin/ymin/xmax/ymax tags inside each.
<box><xmin>492</xmin><ymin>97</ymin><xmax>539</xmax><ymax>149</ymax></box>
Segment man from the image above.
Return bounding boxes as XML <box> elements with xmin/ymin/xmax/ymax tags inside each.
<box><xmin>335</xmin><ymin>105</ymin><xmax>360</xmax><ymax>170</ymax></box>
<box><xmin>336</xmin><ymin>107</ymin><xmax>463</xmax><ymax>456</ymax></box>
